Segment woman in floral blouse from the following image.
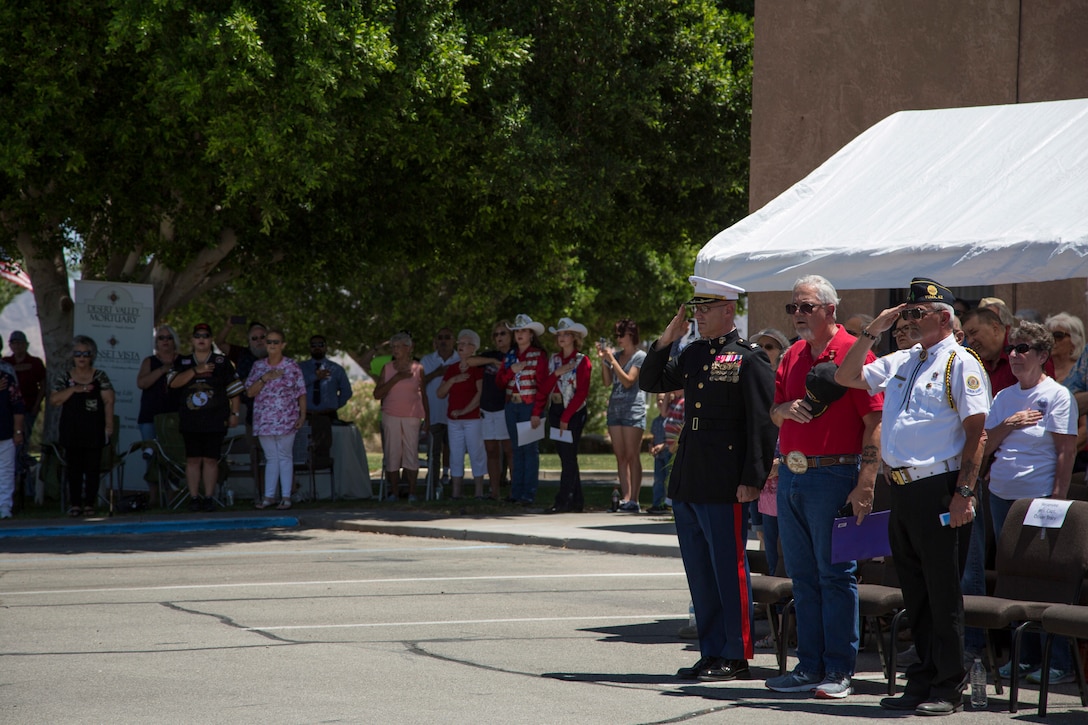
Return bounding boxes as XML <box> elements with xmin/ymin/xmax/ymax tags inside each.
<box><xmin>245</xmin><ymin>328</ymin><xmax>306</xmax><ymax>509</ymax></box>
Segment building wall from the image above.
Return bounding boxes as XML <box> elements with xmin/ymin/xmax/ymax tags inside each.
<box><xmin>745</xmin><ymin>0</ymin><xmax>1088</xmax><ymax>338</ymax></box>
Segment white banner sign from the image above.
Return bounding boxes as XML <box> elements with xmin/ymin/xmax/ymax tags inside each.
<box><xmin>73</xmin><ymin>281</ymin><xmax>155</xmax><ymax>490</ymax></box>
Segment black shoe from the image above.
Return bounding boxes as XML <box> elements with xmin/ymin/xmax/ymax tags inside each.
<box><xmin>880</xmin><ymin>693</ymin><xmax>927</xmax><ymax>711</ymax></box>
<box><xmin>202</xmin><ymin>496</ymin><xmax>216</xmax><ymax>512</ymax></box>
<box><xmin>188</xmin><ymin>496</ymin><xmax>203</xmax><ymax>512</ymax></box>
<box><xmin>676</xmin><ymin>656</ymin><xmax>722</xmax><ymax>680</ymax></box>
<box><xmin>915</xmin><ymin>698</ymin><xmax>962</xmax><ymax>716</ymax></box>
<box><xmin>700</xmin><ymin>659</ymin><xmax>751</xmax><ymax>681</ymax></box>
<box><xmin>647</xmin><ymin>505</ymin><xmax>671</xmax><ymax>514</ymax></box>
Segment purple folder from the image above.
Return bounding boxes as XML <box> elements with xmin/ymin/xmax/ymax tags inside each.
<box><xmin>831</xmin><ymin>509</ymin><xmax>891</xmax><ymax>563</ymax></box>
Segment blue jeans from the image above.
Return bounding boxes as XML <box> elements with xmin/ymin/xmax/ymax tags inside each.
<box><xmin>652</xmin><ymin>452</ymin><xmax>671</xmax><ymax>507</ymax></box>
<box><xmin>777</xmin><ymin>464</ymin><xmax>860</xmax><ymax>676</ymax></box>
<box><xmin>960</xmin><ymin>493</ymin><xmax>987</xmax><ymax>654</ymax></box>
<box><xmin>990</xmin><ymin>492</ymin><xmax>1074</xmax><ymax>672</ymax></box>
<box><xmin>505</xmin><ymin>401</ymin><xmax>539</xmax><ymax>503</ymax></box>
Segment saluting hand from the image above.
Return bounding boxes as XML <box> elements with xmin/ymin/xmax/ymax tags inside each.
<box><xmin>660</xmin><ymin>303</ymin><xmax>689</xmax><ymax>345</ymax></box>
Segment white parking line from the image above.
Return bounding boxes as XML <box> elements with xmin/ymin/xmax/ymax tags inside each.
<box><xmin>247</xmin><ymin>613</ymin><xmax>690</xmax><ymax>631</ymax></box>
<box><xmin>5</xmin><ymin>571</ymin><xmax>686</xmax><ymax>596</ymax></box>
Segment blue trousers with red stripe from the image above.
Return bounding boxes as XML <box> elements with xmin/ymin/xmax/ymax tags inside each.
<box><xmin>673</xmin><ymin>500</ymin><xmax>754</xmax><ymax>660</ymax></box>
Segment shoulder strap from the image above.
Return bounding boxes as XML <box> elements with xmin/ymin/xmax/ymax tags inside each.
<box><xmin>944</xmin><ymin>347</ymin><xmax>984</xmax><ymax>409</ymax></box>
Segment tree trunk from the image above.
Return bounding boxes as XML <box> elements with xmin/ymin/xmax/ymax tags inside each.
<box><xmin>15</xmin><ymin>229</ymin><xmax>73</xmax><ymax>444</ymax></box>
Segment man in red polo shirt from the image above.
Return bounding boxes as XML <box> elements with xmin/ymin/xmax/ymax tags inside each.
<box><xmin>764</xmin><ymin>275</ymin><xmax>883</xmax><ymax>699</ymax></box>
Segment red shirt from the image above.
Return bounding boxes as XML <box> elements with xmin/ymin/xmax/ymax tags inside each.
<box><xmin>442</xmin><ymin>364</ymin><xmax>483</xmax><ymax>420</ymax></box>
<box><xmin>2</xmin><ymin>353</ymin><xmax>45</xmax><ymax>410</ymax></box>
<box><xmin>775</xmin><ymin>326</ymin><xmax>884</xmax><ymax>456</ymax></box>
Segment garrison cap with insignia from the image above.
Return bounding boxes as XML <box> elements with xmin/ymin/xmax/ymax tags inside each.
<box><xmin>906</xmin><ymin>277</ymin><xmax>955</xmax><ymax>305</ymax></box>
<box><xmin>687</xmin><ymin>275</ymin><xmax>744</xmax><ymax>304</ymax></box>
<box><xmin>803</xmin><ymin>361</ymin><xmax>849</xmax><ymax>418</ymax></box>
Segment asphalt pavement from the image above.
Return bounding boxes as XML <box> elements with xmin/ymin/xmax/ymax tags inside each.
<box><xmin>3</xmin><ymin>478</ymin><xmax>1087</xmax><ymax>722</ymax></box>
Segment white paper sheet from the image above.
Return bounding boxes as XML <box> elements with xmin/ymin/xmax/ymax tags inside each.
<box><xmin>516</xmin><ymin>420</ymin><xmax>545</xmax><ymax>447</ymax></box>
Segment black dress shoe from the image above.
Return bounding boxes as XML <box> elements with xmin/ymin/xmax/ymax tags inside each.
<box><xmin>700</xmin><ymin>659</ymin><xmax>751</xmax><ymax>681</ymax></box>
<box><xmin>880</xmin><ymin>693</ymin><xmax>928</xmax><ymax>711</ymax></box>
<box><xmin>676</xmin><ymin>656</ymin><xmax>721</xmax><ymax>680</ymax></box>
<box><xmin>915</xmin><ymin>698</ymin><xmax>962</xmax><ymax>716</ymax></box>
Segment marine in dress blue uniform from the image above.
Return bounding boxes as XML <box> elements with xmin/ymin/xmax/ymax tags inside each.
<box><xmin>836</xmin><ymin>278</ymin><xmax>990</xmax><ymax>716</ymax></box>
<box><xmin>640</xmin><ymin>276</ymin><xmax>777</xmax><ymax>681</ymax></box>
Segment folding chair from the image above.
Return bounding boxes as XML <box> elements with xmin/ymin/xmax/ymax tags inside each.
<box><xmin>293</xmin><ymin>415</ymin><xmax>334</xmax><ymax>502</ymax></box>
<box><xmin>1039</xmin><ymin>604</ymin><xmax>1088</xmax><ymax>715</ymax></box>
<box><xmin>962</xmin><ymin>499</ymin><xmax>1088</xmax><ymax>713</ymax></box>
<box><xmin>42</xmin><ymin>414</ymin><xmax>127</xmax><ymax>515</ymax></box>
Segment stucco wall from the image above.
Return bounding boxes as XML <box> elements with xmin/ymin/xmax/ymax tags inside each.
<box><xmin>745</xmin><ymin>0</ymin><xmax>1088</xmax><ymax>339</ymax></box>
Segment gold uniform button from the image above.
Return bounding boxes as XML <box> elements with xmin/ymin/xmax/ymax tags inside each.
<box><xmin>698</xmin><ymin>383</ymin><xmax>704</xmax><ymax>389</ymax></box>
<box><xmin>703</xmin><ymin>365</ymin><xmax>709</xmax><ymax>371</ymax></box>
<box><xmin>694</xmin><ymin>402</ymin><xmax>702</xmax><ymax>409</ymax></box>
<box><xmin>728</xmin><ymin>444</ymin><xmax>733</xmax><ymax>450</ymax></box>
<box><xmin>710</xmin><ymin>348</ymin><xmax>716</xmax><ymax>355</ymax></box>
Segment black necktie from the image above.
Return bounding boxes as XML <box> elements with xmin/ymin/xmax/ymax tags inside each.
<box><xmin>313</xmin><ymin>374</ymin><xmax>322</xmax><ymax>406</ymax></box>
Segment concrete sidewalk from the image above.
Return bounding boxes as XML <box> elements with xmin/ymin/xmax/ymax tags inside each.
<box><xmin>329</xmin><ymin>509</ymin><xmax>683</xmax><ymax>558</ymax></box>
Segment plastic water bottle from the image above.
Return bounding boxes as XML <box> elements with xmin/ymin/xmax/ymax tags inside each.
<box><xmin>610</xmin><ymin>487</ymin><xmax>620</xmax><ymax>512</ymax></box>
<box><xmin>970</xmin><ymin>657</ymin><xmax>987</xmax><ymax>709</ymax></box>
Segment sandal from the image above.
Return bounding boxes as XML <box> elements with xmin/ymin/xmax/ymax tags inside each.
<box><xmin>254</xmin><ymin>498</ymin><xmax>274</xmax><ymax>510</ymax></box>
<box><xmin>276</xmin><ymin>499</ymin><xmax>292</xmax><ymax>510</ymax></box>
<box><xmin>68</xmin><ymin>506</ymin><xmax>82</xmax><ymax>517</ymax></box>
<box><xmin>755</xmin><ymin>633</ymin><xmax>777</xmax><ymax>650</ymax></box>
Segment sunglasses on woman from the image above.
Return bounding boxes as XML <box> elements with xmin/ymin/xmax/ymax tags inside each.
<box><xmin>1004</xmin><ymin>343</ymin><xmax>1040</xmax><ymax>355</ymax></box>
<box><xmin>1051</xmin><ymin>331</ymin><xmax>1069</xmax><ymax>341</ymax></box>
<box><xmin>72</xmin><ymin>351</ymin><xmax>92</xmax><ymax>358</ymax></box>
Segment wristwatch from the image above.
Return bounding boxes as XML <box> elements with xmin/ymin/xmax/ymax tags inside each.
<box><xmin>956</xmin><ymin>485</ymin><xmax>975</xmax><ymax>499</ymax></box>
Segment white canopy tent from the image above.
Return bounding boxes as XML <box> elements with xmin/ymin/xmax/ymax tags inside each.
<box><xmin>695</xmin><ymin>98</ymin><xmax>1088</xmax><ymax>292</ymax></box>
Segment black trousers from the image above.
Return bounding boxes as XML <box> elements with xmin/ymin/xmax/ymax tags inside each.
<box><xmin>66</xmin><ymin>445</ymin><xmax>102</xmax><ymax>508</ymax></box>
<box><xmin>549</xmin><ymin>404</ymin><xmax>586</xmax><ymax>511</ymax></box>
<box><xmin>889</xmin><ymin>471</ymin><xmax>972</xmax><ymax>701</ymax></box>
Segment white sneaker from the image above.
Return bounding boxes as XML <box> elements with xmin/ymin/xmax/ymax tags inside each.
<box><xmin>815</xmin><ymin>673</ymin><xmax>853</xmax><ymax>699</ymax></box>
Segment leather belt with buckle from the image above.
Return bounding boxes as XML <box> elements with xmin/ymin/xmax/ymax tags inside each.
<box><xmin>782</xmin><ymin>452</ymin><xmax>860</xmax><ymax>475</ymax></box>
<box><xmin>509</xmin><ymin>394</ymin><xmax>524</xmax><ymax>403</ymax></box>
<box><xmin>886</xmin><ymin>457</ymin><xmax>961</xmax><ymax>486</ymax></box>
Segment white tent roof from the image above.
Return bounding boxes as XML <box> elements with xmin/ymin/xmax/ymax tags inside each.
<box><xmin>695</xmin><ymin>98</ymin><xmax>1088</xmax><ymax>292</ymax></box>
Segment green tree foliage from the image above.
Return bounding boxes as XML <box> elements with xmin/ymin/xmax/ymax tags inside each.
<box><xmin>184</xmin><ymin>1</ymin><xmax>753</xmax><ymax>354</ymax></box>
<box><xmin>2</xmin><ymin>0</ymin><xmax>752</xmax><ymax>368</ymax></box>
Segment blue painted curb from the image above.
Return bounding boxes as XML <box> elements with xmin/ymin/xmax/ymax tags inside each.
<box><xmin>0</xmin><ymin>516</ymin><xmax>299</xmax><ymax>538</ymax></box>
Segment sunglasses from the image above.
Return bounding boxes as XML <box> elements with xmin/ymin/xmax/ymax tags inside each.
<box><xmin>156</xmin><ymin>335</ymin><xmax>173</xmax><ymax>341</ymax></box>
<box><xmin>785</xmin><ymin>302</ymin><xmax>826</xmax><ymax>315</ymax></box>
<box><xmin>72</xmin><ymin>350</ymin><xmax>92</xmax><ymax>358</ymax></box>
<box><xmin>266</xmin><ymin>339</ymin><xmax>284</xmax><ymax>345</ymax></box>
<box><xmin>1052</xmin><ymin>331</ymin><xmax>1070</xmax><ymax>341</ymax></box>
<box><xmin>193</xmin><ymin>333</ymin><xmax>211</xmax><ymax>339</ymax></box>
<box><xmin>760</xmin><ymin>343</ymin><xmax>781</xmax><ymax>351</ymax></box>
<box><xmin>689</xmin><ymin>303</ymin><xmax>729</xmax><ymax>314</ymax></box>
<box><xmin>492</xmin><ymin>331</ymin><xmax>508</xmax><ymax>337</ymax></box>
<box><xmin>898</xmin><ymin>307</ymin><xmax>935</xmax><ymax>321</ymax></box>
<box><xmin>250</xmin><ymin>335</ymin><xmax>266</xmax><ymax>341</ymax></box>
<box><xmin>1004</xmin><ymin>343</ymin><xmax>1041</xmax><ymax>355</ymax></box>
<box><xmin>310</xmin><ymin>341</ymin><xmax>326</xmax><ymax>347</ymax></box>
